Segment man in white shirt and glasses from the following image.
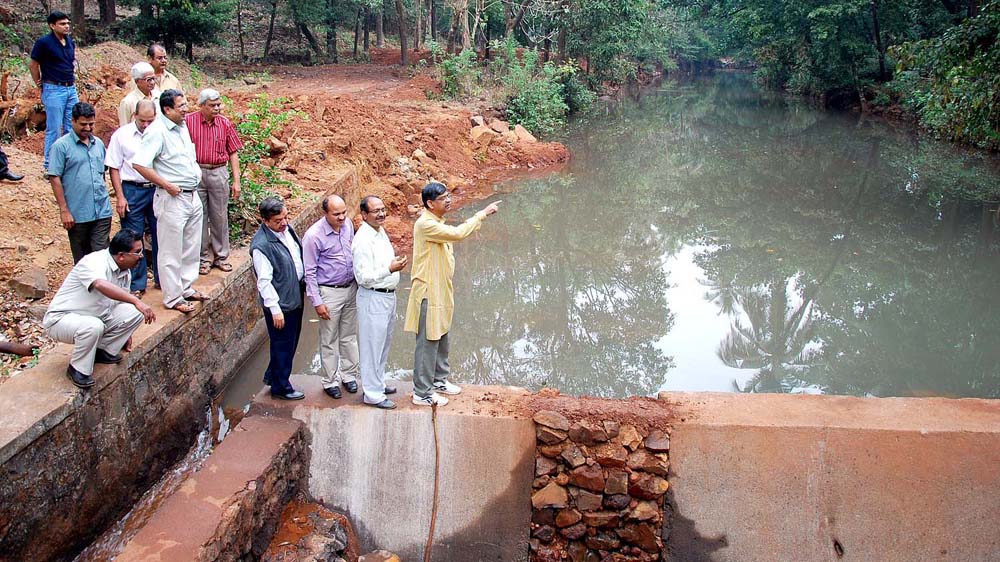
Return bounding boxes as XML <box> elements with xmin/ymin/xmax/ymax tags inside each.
<box><xmin>106</xmin><ymin>99</ymin><xmax>159</xmax><ymax>297</ymax></box>
<box><xmin>352</xmin><ymin>195</ymin><xmax>407</xmax><ymax>409</ymax></box>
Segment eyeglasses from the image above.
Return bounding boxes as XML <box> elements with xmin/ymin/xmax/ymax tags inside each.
<box><xmin>123</xmin><ymin>250</ymin><xmax>144</xmax><ymax>257</ymax></box>
<box><xmin>367</xmin><ymin>209</ymin><xmax>388</xmax><ymax>216</ymax></box>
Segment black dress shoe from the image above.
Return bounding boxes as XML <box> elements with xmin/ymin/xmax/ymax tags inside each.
<box><xmin>2</xmin><ymin>171</ymin><xmax>23</xmax><ymax>182</ymax></box>
<box><xmin>325</xmin><ymin>386</ymin><xmax>342</xmax><ymax>399</ymax></box>
<box><xmin>271</xmin><ymin>390</ymin><xmax>305</xmax><ymax>401</ymax></box>
<box><xmin>384</xmin><ymin>385</ymin><xmax>398</xmax><ymax>395</ymax></box>
<box><xmin>94</xmin><ymin>348</ymin><xmax>123</xmax><ymax>364</ymax></box>
<box><xmin>344</xmin><ymin>380</ymin><xmax>358</xmax><ymax>393</ymax></box>
<box><xmin>65</xmin><ymin>365</ymin><xmax>96</xmax><ymax>388</ymax></box>
<box><xmin>367</xmin><ymin>398</ymin><xmax>397</xmax><ymax>409</ymax></box>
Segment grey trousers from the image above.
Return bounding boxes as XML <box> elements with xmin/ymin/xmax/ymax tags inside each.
<box><xmin>197</xmin><ymin>166</ymin><xmax>231</xmax><ymax>266</ymax></box>
<box><xmin>154</xmin><ymin>189</ymin><xmax>203</xmax><ymax>308</ymax></box>
<box><xmin>357</xmin><ymin>287</ymin><xmax>395</xmax><ymax>404</ymax></box>
<box><xmin>413</xmin><ymin>299</ymin><xmax>450</xmax><ymax>399</ymax></box>
<box><xmin>44</xmin><ymin>304</ymin><xmax>144</xmax><ymax>375</ymax></box>
<box><xmin>318</xmin><ymin>283</ymin><xmax>360</xmax><ymax>388</ymax></box>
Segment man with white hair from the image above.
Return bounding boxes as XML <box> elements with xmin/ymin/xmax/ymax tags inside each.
<box><xmin>118</xmin><ymin>62</ymin><xmax>159</xmax><ymax>126</ymax></box>
<box><xmin>185</xmin><ymin>88</ymin><xmax>243</xmax><ymax>275</ymax></box>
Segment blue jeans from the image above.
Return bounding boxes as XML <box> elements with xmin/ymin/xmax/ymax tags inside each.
<box><xmin>41</xmin><ymin>83</ymin><xmax>79</xmax><ymax>170</ymax></box>
<box><xmin>121</xmin><ymin>181</ymin><xmax>158</xmax><ymax>291</ymax></box>
<box><xmin>263</xmin><ymin>306</ymin><xmax>304</xmax><ymax>395</ymax></box>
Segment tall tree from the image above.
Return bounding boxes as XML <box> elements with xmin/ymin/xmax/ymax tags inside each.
<box><xmin>394</xmin><ymin>0</ymin><xmax>408</xmax><ymax>64</ymax></box>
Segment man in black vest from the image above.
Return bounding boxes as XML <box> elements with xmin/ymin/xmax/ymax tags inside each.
<box><xmin>250</xmin><ymin>196</ymin><xmax>306</xmax><ymax>400</ymax></box>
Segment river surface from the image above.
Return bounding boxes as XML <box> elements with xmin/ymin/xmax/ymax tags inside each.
<box><xmin>227</xmin><ymin>72</ymin><xmax>1000</xmax><ymax>405</ymax></box>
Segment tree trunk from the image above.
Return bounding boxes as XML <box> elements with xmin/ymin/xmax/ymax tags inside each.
<box><xmin>446</xmin><ymin>12</ymin><xmax>457</xmax><ymax>53</ymax></box>
<box><xmin>326</xmin><ymin>0</ymin><xmax>338</xmax><ymax>62</ymax></box>
<box><xmin>459</xmin><ymin>0</ymin><xmax>470</xmax><ymax>49</ymax></box>
<box><xmin>364</xmin><ymin>8</ymin><xmax>371</xmax><ymax>52</ymax></box>
<box><xmin>431</xmin><ymin>0</ymin><xmax>437</xmax><ymax>39</ymax></box>
<box><xmin>71</xmin><ymin>0</ymin><xmax>86</xmax><ymax>43</ymax></box>
<box><xmin>506</xmin><ymin>0</ymin><xmax>529</xmax><ymax>36</ymax></box>
<box><xmin>556</xmin><ymin>25</ymin><xmax>566</xmax><ymax>62</ymax></box>
<box><xmin>414</xmin><ymin>0</ymin><xmax>422</xmax><ymax>51</ymax></box>
<box><xmin>870</xmin><ymin>0</ymin><xmax>887</xmax><ymax>80</ymax></box>
<box><xmin>376</xmin><ymin>8</ymin><xmax>385</xmax><ymax>47</ymax></box>
<box><xmin>353</xmin><ymin>7</ymin><xmax>362</xmax><ymax>58</ymax></box>
<box><xmin>264</xmin><ymin>0</ymin><xmax>278</xmax><ymax>59</ymax></box>
<box><xmin>484</xmin><ymin>14</ymin><xmax>491</xmax><ymax>59</ymax></box>
<box><xmin>395</xmin><ymin>0</ymin><xmax>409</xmax><ymax>65</ymax></box>
<box><xmin>298</xmin><ymin>22</ymin><xmax>323</xmax><ymax>57</ymax></box>
<box><xmin>425</xmin><ymin>0</ymin><xmax>432</xmax><ymax>44</ymax></box>
<box><xmin>236</xmin><ymin>0</ymin><xmax>246</xmax><ymax>62</ymax></box>
<box><xmin>543</xmin><ymin>36</ymin><xmax>550</xmax><ymax>61</ymax></box>
<box><xmin>185</xmin><ymin>41</ymin><xmax>193</xmax><ymax>62</ymax></box>
<box><xmin>139</xmin><ymin>0</ymin><xmax>152</xmax><ymax>19</ymax></box>
<box><xmin>97</xmin><ymin>0</ymin><xmax>116</xmax><ymax>26</ymax></box>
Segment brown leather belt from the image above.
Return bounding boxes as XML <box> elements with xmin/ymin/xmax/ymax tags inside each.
<box><xmin>199</xmin><ymin>163</ymin><xmax>226</xmax><ymax>170</ymax></box>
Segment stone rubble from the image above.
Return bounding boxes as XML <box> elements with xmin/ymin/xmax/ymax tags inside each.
<box><xmin>529</xmin><ymin>416</ymin><xmax>671</xmax><ymax>562</ymax></box>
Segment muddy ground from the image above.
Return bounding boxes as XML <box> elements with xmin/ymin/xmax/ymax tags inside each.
<box><xmin>0</xmin><ymin>42</ymin><xmax>569</xmax><ymax>381</ymax></box>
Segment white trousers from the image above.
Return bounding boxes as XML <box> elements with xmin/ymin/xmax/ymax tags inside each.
<box><xmin>318</xmin><ymin>284</ymin><xmax>359</xmax><ymax>388</ymax></box>
<box><xmin>154</xmin><ymin>189</ymin><xmax>203</xmax><ymax>308</ymax></box>
<box><xmin>44</xmin><ymin>305</ymin><xmax>144</xmax><ymax>375</ymax></box>
<box><xmin>356</xmin><ymin>286</ymin><xmax>396</xmax><ymax>404</ymax></box>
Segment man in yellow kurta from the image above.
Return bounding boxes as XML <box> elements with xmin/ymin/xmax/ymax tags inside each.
<box><xmin>404</xmin><ymin>182</ymin><xmax>500</xmax><ymax>407</ymax></box>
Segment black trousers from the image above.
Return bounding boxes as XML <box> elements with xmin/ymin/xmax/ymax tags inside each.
<box><xmin>263</xmin><ymin>306</ymin><xmax>303</xmax><ymax>395</ymax></box>
<box><xmin>0</xmin><ymin>147</ymin><xmax>9</xmax><ymax>175</ymax></box>
<box><xmin>67</xmin><ymin>217</ymin><xmax>112</xmax><ymax>264</ymax></box>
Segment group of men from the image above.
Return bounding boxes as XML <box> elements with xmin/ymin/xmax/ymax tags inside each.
<box><xmin>250</xmin><ymin>185</ymin><xmax>499</xmax><ymax>409</ymax></box>
<box><xmin>29</xmin><ymin>11</ymin><xmax>503</xmax><ymax>409</ymax></box>
<box><xmin>32</xmin><ymin>11</ymin><xmax>242</xmax><ymax>386</ymax></box>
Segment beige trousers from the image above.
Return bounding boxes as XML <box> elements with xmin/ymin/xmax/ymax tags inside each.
<box><xmin>197</xmin><ymin>166</ymin><xmax>231</xmax><ymax>266</ymax></box>
<box><xmin>318</xmin><ymin>283</ymin><xmax>360</xmax><ymax>388</ymax></box>
<box><xmin>44</xmin><ymin>305</ymin><xmax>144</xmax><ymax>375</ymax></box>
<box><xmin>154</xmin><ymin>189</ymin><xmax>203</xmax><ymax>308</ymax></box>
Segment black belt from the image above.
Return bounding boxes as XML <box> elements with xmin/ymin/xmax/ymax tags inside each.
<box><xmin>367</xmin><ymin>287</ymin><xmax>395</xmax><ymax>293</ymax></box>
<box><xmin>181</xmin><ymin>189</ymin><xmax>196</xmax><ymax>193</ymax></box>
<box><xmin>124</xmin><ymin>180</ymin><xmax>154</xmax><ymax>188</ymax></box>
<box><xmin>320</xmin><ymin>282</ymin><xmax>354</xmax><ymax>289</ymax></box>
<box><xmin>42</xmin><ymin>80</ymin><xmax>74</xmax><ymax>87</ymax></box>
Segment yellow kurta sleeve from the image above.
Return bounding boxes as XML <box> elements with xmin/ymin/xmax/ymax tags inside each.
<box><xmin>403</xmin><ymin>210</ymin><xmax>487</xmax><ymax>340</ymax></box>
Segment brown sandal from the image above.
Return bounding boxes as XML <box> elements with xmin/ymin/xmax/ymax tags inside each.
<box><xmin>187</xmin><ymin>291</ymin><xmax>210</xmax><ymax>302</ymax></box>
<box><xmin>199</xmin><ymin>264</ymin><xmax>211</xmax><ymax>275</ymax></box>
<box><xmin>170</xmin><ymin>301</ymin><xmax>197</xmax><ymax>314</ymax></box>
<box><xmin>215</xmin><ymin>262</ymin><xmax>233</xmax><ymax>272</ymax></box>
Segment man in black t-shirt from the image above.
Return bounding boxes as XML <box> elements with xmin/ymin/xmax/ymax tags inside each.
<box><xmin>30</xmin><ymin>11</ymin><xmax>80</xmax><ymax>173</ymax></box>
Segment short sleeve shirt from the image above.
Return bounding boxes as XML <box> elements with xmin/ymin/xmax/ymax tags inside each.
<box><xmin>185</xmin><ymin>113</ymin><xmax>244</xmax><ymax>166</ymax></box>
<box><xmin>105</xmin><ymin>122</ymin><xmax>146</xmax><ymax>183</ymax></box>
<box><xmin>30</xmin><ymin>33</ymin><xmax>75</xmax><ymax>84</ymax></box>
<box><xmin>48</xmin><ymin>131</ymin><xmax>112</xmax><ymax>223</ymax></box>
<box><xmin>43</xmin><ymin>249</ymin><xmax>130</xmax><ymax>327</ymax></box>
<box><xmin>133</xmin><ymin>115</ymin><xmax>202</xmax><ymax>189</ymax></box>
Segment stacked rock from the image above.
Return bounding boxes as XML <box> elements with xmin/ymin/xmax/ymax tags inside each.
<box><xmin>529</xmin><ymin>410</ymin><xmax>671</xmax><ymax>562</ymax></box>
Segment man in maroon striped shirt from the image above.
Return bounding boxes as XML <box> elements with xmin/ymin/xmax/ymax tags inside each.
<box><xmin>185</xmin><ymin>88</ymin><xmax>243</xmax><ymax>275</ymax></box>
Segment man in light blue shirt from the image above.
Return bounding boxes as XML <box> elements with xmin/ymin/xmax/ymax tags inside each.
<box><xmin>47</xmin><ymin>102</ymin><xmax>112</xmax><ymax>263</ymax></box>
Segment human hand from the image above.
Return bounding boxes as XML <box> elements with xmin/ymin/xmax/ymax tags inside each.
<box><xmin>484</xmin><ymin>201</ymin><xmax>501</xmax><ymax>216</ymax></box>
<box><xmin>60</xmin><ymin>208</ymin><xmax>75</xmax><ymax>230</ymax></box>
<box><xmin>164</xmin><ymin>183</ymin><xmax>181</xmax><ymax>196</ymax></box>
<box><xmin>273</xmin><ymin>312</ymin><xmax>286</xmax><ymax>329</ymax></box>
<box><xmin>231</xmin><ymin>181</ymin><xmax>241</xmax><ymax>199</ymax></box>
<box><xmin>116</xmin><ymin>197</ymin><xmax>129</xmax><ymax>218</ymax></box>
<box><xmin>315</xmin><ymin>304</ymin><xmax>330</xmax><ymax>320</ymax></box>
<box><xmin>137</xmin><ymin>302</ymin><xmax>156</xmax><ymax>323</ymax></box>
<box><xmin>389</xmin><ymin>255</ymin><xmax>407</xmax><ymax>272</ymax></box>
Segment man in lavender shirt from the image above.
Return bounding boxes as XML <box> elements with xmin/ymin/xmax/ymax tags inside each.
<box><xmin>302</xmin><ymin>194</ymin><xmax>360</xmax><ymax>399</ymax></box>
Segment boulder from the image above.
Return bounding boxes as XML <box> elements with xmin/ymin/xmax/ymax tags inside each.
<box><xmin>628</xmin><ymin>501</ymin><xmax>659</xmax><ymax>522</ymax></box>
<box><xmin>555</xmin><ymin>508</ymin><xmax>582</xmax><ymax>528</ymax></box>
<box><xmin>513</xmin><ymin>123</ymin><xmax>538</xmax><ymax>143</ymax></box>
<box><xmin>470</xmin><ymin>115</ymin><xmax>486</xmax><ymax>127</ymax></box>
<box><xmin>560</xmin><ymin>445</ymin><xmax>587</xmax><ymax>468</ymax></box>
<box><xmin>591</xmin><ymin>442</ymin><xmax>628</xmax><ymax>468</ymax></box>
<box><xmin>569</xmin><ymin>464</ymin><xmax>605</xmax><ymax>493</ymax></box>
<box><xmin>644</xmin><ymin>430</ymin><xmax>670</xmax><ymax>452</ymax></box>
<box><xmin>532</xmin><ymin>481</ymin><xmax>569</xmax><ymax>509</ymax></box>
<box><xmin>412</xmin><ymin>148</ymin><xmax>432</xmax><ymax>163</ymax></box>
<box><xmin>266</xmin><ymin>136</ymin><xmax>288</xmax><ymax>154</ymax></box>
<box><xmin>9</xmin><ymin>267</ymin><xmax>48</xmax><ymax>299</ymax></box>
<box><xmin>537</xmin><ymin>425</ymin><xmax>568</xmax><ymax>445</ymax></box>
<box><xmin>602</xmin><ymin>420</ymin><xmax>621</xmax><ymax>440</ymax></box>
<box><xmin>539</xmin><ymin>443</ymin><xmax>567</xmax><ymax>458</ymax></box>
<box><xmin>534</xmin><ymin>410</ymin><xmax>571</xmax><ymax>431</ymax></box>
<box><xmin>628</xmin><ymin>473</ymin><xmax>669</xmax><ymax>500</ymax></box>
<box><xmin>569</xmin><ymin>421</ymin><xmax>608</xmax><ymax>446</ymax></box>
<box><xmin>627</xmin><ymin>449</ymin><xmax>669</xmax><ymax>476</ymax></box>
<box><xmin>470</xmin><ymin>125</ymin><xmax>497</xmax><ymax>143</ymax></box>
<box><xmin>503</xmin><ymin>130</ymin><xmax>519</xmax><ymax>143</ymax></box>
<box><xmin>604</xmin><ymin>470</ymin><xmax>629</xmax><ymax>495</ymax></box>
<box><xmin>619</xmin><ymin>425</ymin><xmax>643</xmax><ymax>451</ymax></box>
<box><xmin>536</xmin><ymin>456</ymin><xmax>559</xmax><ymax>476</ymax></box>
<box><xmin>617</xmin><ymin>523</ymin><xmax>660</xmax><ymax>552</ymax></box>
<box><xmin>488</xmin><ymin>118</ymin><xmax>510</xmax><ymax>133</ymax></box>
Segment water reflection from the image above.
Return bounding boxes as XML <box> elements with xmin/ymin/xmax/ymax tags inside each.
<box><xmin>373</xmin><ymin>72</ymin><xmax>1000</xmax><ymax>399</ymax></box>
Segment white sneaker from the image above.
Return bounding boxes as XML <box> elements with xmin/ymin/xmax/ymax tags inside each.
<box><xmin>433</xmin><ymin>380</ymin><xmax>462</xmax><ymax>395</ymax></box>
<box><xmin>412</xmin><ymin>392</ymin><xmax>449</xmax><ymax>407</ymax></box>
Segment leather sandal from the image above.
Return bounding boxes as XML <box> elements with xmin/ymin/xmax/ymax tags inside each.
<box><xmin>215</xmin><ymin>262</ymin><xmax>233</xmax><ymax>272</ymax></box>
<box><xmin>199</xmin><ymin>264</ymin><xmax>211</xmax><ymax>275</ymax></box>
<box><xmin>187</xmin><ymin>291</ymin><xmax>210</xmax><ymax>302</ymax></box>
<box><xmin>170</xmin><ymin>300</ymin><xmax>197</xmax><ymax>314</ymax></box>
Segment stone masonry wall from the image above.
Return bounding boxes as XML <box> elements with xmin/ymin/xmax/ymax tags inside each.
<box><xmin>529</xmin><ymin>411</ymin><xmax>671</xmax><ymax>562</ymax></box>
<box><xmin>0</xmin><ymin>169</ymin><xmax>359</xmax><ymax>562</ymax></box>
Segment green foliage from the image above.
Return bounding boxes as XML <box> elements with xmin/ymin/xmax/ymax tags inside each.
<box><xmin>890</xmin><ymin>1</ymin><xmax>1000</xmax><ymax>149</ymax></box>
<box><xmin>118</xmin><ymin>0</ymin><xmax>234</xmax><ymax>50</ymax></box>
<box><xmin>228</xmin><ymin>95</ymin><xmax>307</xmax><ymax>240</ymax></box>
<box><xmin>436</xmin><ymin>45</ymin><xmax>481</xmax><ymax>98</ymax></box>
<box><xmin>503</xmin><ymin>50</ymin><xmax>569</xmax><ymax>136</ymax></box>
